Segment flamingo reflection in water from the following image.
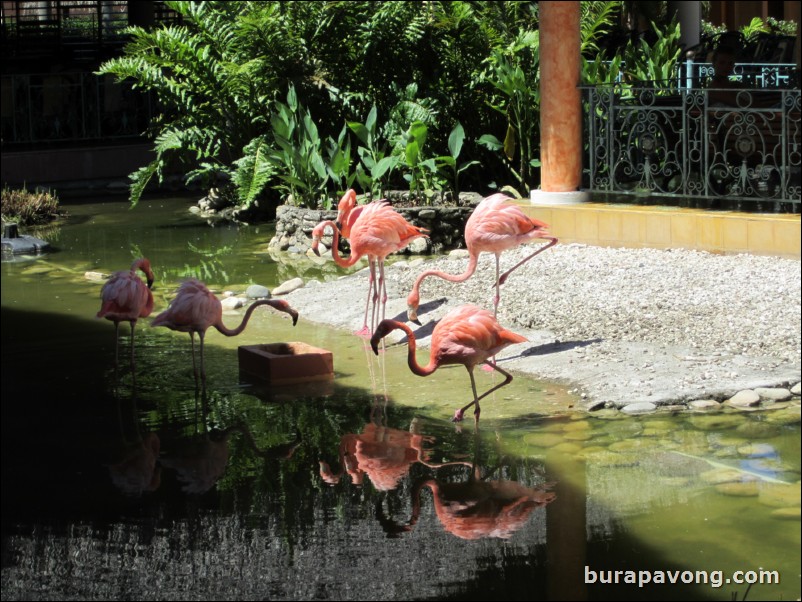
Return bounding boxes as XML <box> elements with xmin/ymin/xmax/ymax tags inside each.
<box><xmin>320</xmin><ymin>347</ymin><xmax>468</xmax><ymax>490</ymax></box>
<box><xmin>161</xmin><ymin>390</ymin><xmax>301</xmax><ymax>494</ymax></box>
<box><xmin>319</xmin><ymin>418</ymin><xmax>456</xmax><ymax>490</ymax></box>
<box><xmin>107</xmin><ymin>393</ymin><xmax>161</xmax><ymax>497</ymax></box>
<box><xmin>380</xmin><ymin>434</ymin><xmax>556</xmax><ymax>540</ymax></box>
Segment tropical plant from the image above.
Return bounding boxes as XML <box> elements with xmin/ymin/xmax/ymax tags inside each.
<box><xmin>621</xmin><ymin>20</ymin><xmax>683</xmax><ymax>88</ymax></box>
<box><xmin>395</xmin><ymin>121</ymin><xmax>447</xmax><ymax>203</ymax></box>
<box><xmin>764</xmin><ymin>17</ymin><xmax>798</xmax><ymax>37</ymax></box>
<box><xmin>434</xmin><ymin>123</ymin><xmax>480</xmax><ymax>198</ymax></box>
<box><xmin>264</xmin><ymin>84</ymin><xmax>330</xmax><ymax>208</ymax></box>
<box><xmin>348</xmin><ymin>105</ymin><xmax>400</xmax><ymax>199</ymax></box>
<box><xmin>98</xmin><ymin>2</ymin><xmax>280</xmax><ymax>206</ymax></box>
<box><xmin>478</xmin><ymin>29</ymin><xmax>541</xmax><ymax>196</ymax></box>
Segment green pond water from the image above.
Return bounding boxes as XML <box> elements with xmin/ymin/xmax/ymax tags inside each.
<box><xmin>1</xmin><ymin>196</ymin><xmax>800</xmax><ymax>601</ymax></box>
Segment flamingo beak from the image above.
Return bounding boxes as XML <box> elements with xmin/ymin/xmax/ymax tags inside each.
<box><xmin>291</xmin><ymin>311</ymin><xmax>299</xmax><ymax>326</ymax></box>
<box><xmin>407</xmin><ymin>306</ymin><xmax>420</xmax><ymax>325</ymax></box>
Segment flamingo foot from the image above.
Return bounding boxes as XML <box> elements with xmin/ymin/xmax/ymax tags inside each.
<box><xmin>354</xmin><ymin>326</ymin><xmax>372</xmax><ymax>339</ymax></box>
<box><xmin>451</xmin><ymin>409</ymin><xmax>465</xmax><ymax>423</ymax></box>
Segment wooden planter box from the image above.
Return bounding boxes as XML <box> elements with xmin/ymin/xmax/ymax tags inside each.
<box><xmin>238</xmin><ymin>342</ymin><xmax>333</xmax><ymax>385</ymax></box>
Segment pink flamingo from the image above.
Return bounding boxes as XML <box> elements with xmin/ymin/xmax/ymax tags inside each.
<box><xmin>151</xmin><ymin>278</ymin><xmax>299</xmax><ymax>386</ymax></box>
<box><xmin>312</xmin><ymin>199</ymin><xmax>428</xmax><ymax>337</ymax></box>
<box><xmin>402</xmin><ymin>469</ymin><xmax>556</xmax><ymax>540</ymax></box>
<box><xmin>370</xmin><ymin>304</ymin><xmax>528</xmax><ymax>423</ymax></box>
<box><xmin>406</xmin><ymin>193</ymin><xmax>557</xmax><ymax>322</ymax></box>
<box><xmin>97</xmin><ymin>257</ymin><xmax>155</xmax><ymax>369</ymax></box>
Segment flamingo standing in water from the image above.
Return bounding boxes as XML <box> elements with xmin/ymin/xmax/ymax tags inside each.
<box><xmin>407</xmin><ymin>193</ymin><xmax>557</xmax><ymax>322</ymax></box>
<box><xmin>311</xmin><ymin>199</ymin><xmax>428</xmax><ymax>337</ymax></box>
<box><xmin>370</xmin><ymin>304</ymin><xmax>527</xmax><ymax>423</ymax></box>
<box><xmin>97</xmin><ymin>257</ymin><xmax>155</xmax><ymax>369</ymax></box>
<box><xmin>151</xmin><ymin>278</ymin><xmax>299</xmax><ymax>386</ymax></box>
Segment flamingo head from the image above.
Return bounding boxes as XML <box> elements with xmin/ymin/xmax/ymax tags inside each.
<box><xmin>310</xmin><ymin>223</ymin><xmax>327</xmax><ymax>256</ymax></box>
<box><xmin>274</xmin><ymin>299</ymin><xmax>299</xmax><ymax>325</ymax></box>
<box><xmin>531</xmin><ymin>219</ymin><xmax>556</xmax><ymax>243</ymax></box>
<box><xmin>335</xmin><ymin>189</ymin><xmax>358</xmax><ymax>226</ymax></box>
<box><xmin>133</xmin><ymin>257</ymin><xmax>155</xmax><ymax>289</ymax></box>
<box><xmin>369</xmin><ymin>319</ymin><xmax>396</xmax><ymax>355</ymax></box>
<box><xmin>406</xmin><ymin>291</ymin><xmax>421</xmax><ymax>324</ymax></box>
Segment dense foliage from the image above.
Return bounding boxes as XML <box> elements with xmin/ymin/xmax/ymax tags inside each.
<box><xmin>98</xmin><ymin>1</ymin><xmax>674</xmax><ymax>211</ymax></box>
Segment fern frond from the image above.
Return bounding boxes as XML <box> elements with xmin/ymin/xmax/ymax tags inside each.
<box><xmin>233</xmin><ymin>137</ymin><xmax>276</xmax><ymax>205</ymax></box>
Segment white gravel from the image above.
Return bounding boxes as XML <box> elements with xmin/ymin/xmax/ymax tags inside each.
<box><xmin>285</xmin><ymin>243</ymin><xmax>801</xmax><ymax>410</ymax></box>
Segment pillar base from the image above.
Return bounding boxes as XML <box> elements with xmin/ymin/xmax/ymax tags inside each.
<box><xmin>530</xmin><ymin>189</ymin><xmax>590</xmax><ymax>205</ymax></box>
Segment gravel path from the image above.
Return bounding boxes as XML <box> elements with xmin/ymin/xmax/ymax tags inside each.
<box><xmin>284</xmin><ymin>243</ymin><xmax>801</xmax><ymax>412</ymax></box>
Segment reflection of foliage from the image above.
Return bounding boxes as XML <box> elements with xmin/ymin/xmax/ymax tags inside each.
<box><xmin>173</xmin><ymin>259</ymin><xmax>229</xmax><ymax>283</ymax></box>
<box><xmin>159</xmin><ymin>242</ymin><xmax>235</xmax><ymax>283</ymax></box>
<box><xmin>26</xmin><ymin>221</ymin><xmax>63</xmax><ymax>243</ymax></box>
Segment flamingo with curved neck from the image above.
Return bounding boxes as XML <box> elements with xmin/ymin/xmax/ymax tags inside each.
<box><xmin>312</xmin><ymin>200</ymin><xmax>428</xmax><ymax>337</ymax></box>
<box><xmin>370</xmin><ymin>304</ymin><xmax>527</xmax><ymax>423</ymax></box>
<box><xmin>407</xmin><ymin>193</ymin><xmax>557</xmax><ymax>323</ymax></box>
<box><xmin>151</xmin><ymin>278</ymin><xmax>299</xmax><ymax>387</ymax></box>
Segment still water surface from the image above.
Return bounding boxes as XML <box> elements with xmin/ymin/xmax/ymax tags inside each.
<box><xmin>2</xmin><ymin>197</ymin><xmax>800</xmax><ymax>600</ymax></box>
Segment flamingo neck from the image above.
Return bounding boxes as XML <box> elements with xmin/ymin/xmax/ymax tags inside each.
<box><xmin>326</xmin><ymin>223</ymin><xmax>362</xmax><ymax>268</ymax></box>
<box><xmin>213</xmin><ymin>299</ymin><xmax>279</xmax><ymax>336</ymax></box>
<box><xmin>389</xmin><ymin>321</ymin><xmax>438</xmax><ymax>377</ymax></box>
<box><xmin>132</xmin><ymin>258</ymin><xmax>154</xmax><ymax>288</ymax></box>
<box><xmin>411</xmin><ymin>252</ymin><xmax>479</xmax><ymax>299</ymax></box>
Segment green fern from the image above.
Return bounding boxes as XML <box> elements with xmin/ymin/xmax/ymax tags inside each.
<box><xmin>233</xmin><ymin>137</ymin><xmax>276</xmax><ymax>205</ymax></box>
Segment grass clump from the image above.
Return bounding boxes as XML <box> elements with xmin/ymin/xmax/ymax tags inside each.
<box><xmin>1</xmin><ymin>186</ymin><xmax>62</xmax><ymax>226</ymax></box>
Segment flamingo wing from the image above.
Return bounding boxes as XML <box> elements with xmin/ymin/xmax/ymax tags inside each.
<box><xmin>432</xmin><ymin>305</ymin><xmax>527</xmax><ymax>367</ymax></box>
<box><xmin>350</xmin><ymin>202</ymin><xmax>427</xmax><ymax>257</ymax></box>
<box><xmin>151</xmin><ymin>279</ymin><xmax>221</xmax><ymax>332</ymax></box>
<box><xmin>98</xmin><ymin>271</ymin><xmax>153</xmax><ymax>320</ymax></box>
<box><xmin>469</xmin><ymin>194</ymin><xmax>550</xmax><ymax>252</ymax></box>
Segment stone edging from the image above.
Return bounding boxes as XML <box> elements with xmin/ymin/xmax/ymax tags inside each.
<box><xmin>268</xmin><ymin>203</ymin><xmax>477</xmax><ymax>255</ymax></box>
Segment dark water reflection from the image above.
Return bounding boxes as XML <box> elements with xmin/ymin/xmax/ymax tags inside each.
<box><xmin>2</xmin><ymin>197</ymin><xmax>800</xmax><ymax>601</ymax></box>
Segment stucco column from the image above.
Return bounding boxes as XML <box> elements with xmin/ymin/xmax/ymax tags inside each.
<box><xmin>533</xmin><ymin>1</ymin><xmax>587</xmax><ymax>203</ymax></box>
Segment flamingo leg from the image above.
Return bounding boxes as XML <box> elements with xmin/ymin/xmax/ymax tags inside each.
<box><xmin>493</xmin><ymin>254</ymin><xmax>501</xmax><ymax>316</ymax></box>
<box><xmin>497</xmin><ymin>237</ymin><xmax>558</xmax><ymax>286</ymax></box>
<box><xmin>129</xmin><ymin>320</ymin><xmax>136</xmax><ymax>372</ymax></box>
<box><xmin>452</xmin><ymin>362</ymin><xmax>515</xmax><ymax>424</ymax></box>
<box><xmin>190</xmin><ymin>331</ymin><xmax>200</xmax><ymax>388</ymax></box>
<box><xmin>370</xmin><ymin>259</ymin><xmax>381</xmax><ymax>335</ymax></box>
<box><xmin>112</xmin><ymin>320</ymin><xmax>120</xmax><ymax>367</ymax></box>
<box><xmin>356</xmin><ymin>261</ymin><xmax>378</xmax><ymax>338</ymax></box>
<box><xmin>199</xmin><ymin>330</ymin><xmax>207</xmax><ymax>387</ymax></box>
<box><xmin>377</xmin><ymin>260</ymin><xmax>388</xmax><ymax>331</ymax></box>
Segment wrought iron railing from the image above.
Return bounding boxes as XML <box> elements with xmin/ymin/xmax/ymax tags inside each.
<box><xmin>1</xmin><ymin>72</ymin><xmax>153</xmax><ymax>146</ymax></box>
<box><xmin>676</xmin><ymin>61</ymin><xmax>799</xmax><ymax>90</ymax></box>
<box><xmin>581</xmin><ymin>84</ymin><xmax>801</xmax><ymax>211</ymax></box>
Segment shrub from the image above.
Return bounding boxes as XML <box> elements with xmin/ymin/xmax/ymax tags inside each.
<box><xmin>1</xmin><ymin>186</ymin><xmax>62</xmax><ymax>226</ymax></box>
